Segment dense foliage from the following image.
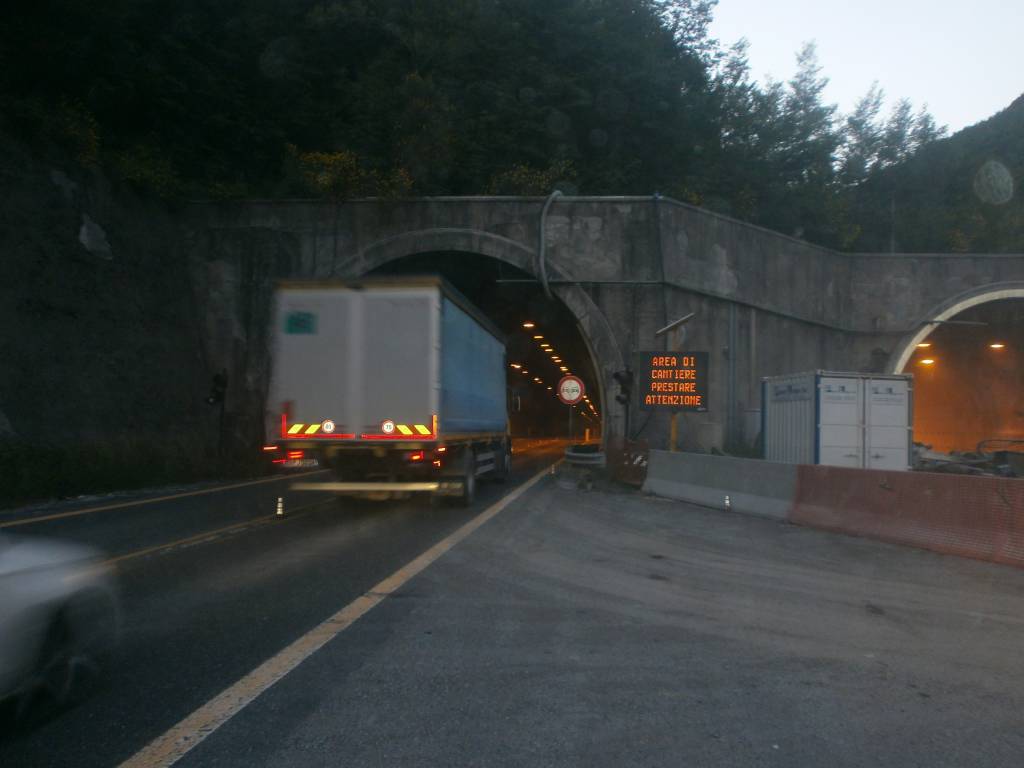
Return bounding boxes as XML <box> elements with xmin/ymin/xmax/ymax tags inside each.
<box><xmin>844</xmin><ymin>95</ymin><xmax>1024</xmax><ymax>252</ymax></box>
<box><xmin>3</xmin><ymin>0</ymin><xmax>1018</xmax><ymax>250</ymax></box>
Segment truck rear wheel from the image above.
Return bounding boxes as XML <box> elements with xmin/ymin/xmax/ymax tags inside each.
<box><xmin>456</xmin><ymin>448</ymin><xmax>476</xmax><ymax>507</ymax></box>
<box><xmin>492</xmin><ymin>440</ymin><xmax>511</xmax><ymax>483</ymax></box>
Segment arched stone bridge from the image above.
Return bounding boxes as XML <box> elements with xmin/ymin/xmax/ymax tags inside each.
<box><xmin>186</xmin><ymin>196</ymin><xmax>1024</xmax><ymax>449</ymax></box>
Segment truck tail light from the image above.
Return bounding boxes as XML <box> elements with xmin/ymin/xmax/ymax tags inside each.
<box><xmin>287</xmin><ymin>450</ymin><xmax>304</xmax><ymax>460</ymax></box>
<box><xmin>408</xmin><ymin>451</ymin><xmax>425</xmax><ymax>463</ymax></box>
<box><xmin>432</xmin><ymin>459</ymin><xmax>442</xmax><ymax>467</ymax></box>
<box><xmin>262</xmin><ymin>445</ymin><xmax>279</xmax><ymax>452</ymax></box>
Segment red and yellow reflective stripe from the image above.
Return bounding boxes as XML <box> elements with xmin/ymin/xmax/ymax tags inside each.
<box><xmin>360</xmin><ymin>415</ymin><xmax>438</xmax><ymax>440</ymax></box>
<box><xmin>280</xmin><ymin>416</ymin><xmax>355</xmax><ymax>440</ymax></box>
<box><xmin>282</xmin><ymin>415</ymin><xmax>437</xmax><ymax>441</ymax></box>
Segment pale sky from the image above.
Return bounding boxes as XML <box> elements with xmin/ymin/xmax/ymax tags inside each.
<box><xmin>709</xmin><ymin>0</ymin><xmax>1022</xmax><ymax>134</ymax></box>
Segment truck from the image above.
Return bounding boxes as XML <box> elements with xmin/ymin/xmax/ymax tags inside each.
<box><xmin>264</xmin><ymin>277</ymin><xmax>511</xmax><ymax>505</ymax></box>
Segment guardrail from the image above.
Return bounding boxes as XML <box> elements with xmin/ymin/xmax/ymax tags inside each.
<box><xmin>564</xmin><ymin>444</ymin><xmax>606</xmax><ymax>467</ymax></box>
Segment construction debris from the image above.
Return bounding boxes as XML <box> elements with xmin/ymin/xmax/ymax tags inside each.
<box><xmin>912</xmin><ymin>439</ymin><xmax>1024</xmax><ymax>478</ymax></box>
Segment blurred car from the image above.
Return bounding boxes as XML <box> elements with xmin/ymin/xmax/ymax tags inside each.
<box><xmin>0</xmin><ymin>533</ymin><xmax>120</xmax><ymax>715</ymax></box>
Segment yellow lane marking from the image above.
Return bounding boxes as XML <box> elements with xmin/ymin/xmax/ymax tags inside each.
<box><xmin>118</xmin><ymin>461</ymin><xmax>557</xmax><ymax>768</ymax></box>
<box><xmin>103</xmin><ymin>499</ymin><xmax>333</xmax><ymax>567</ymax></box>
<box><xmin>0</xmin><ymin>470</ymin><xmax>329</xmax><ymax>529</ymax></box>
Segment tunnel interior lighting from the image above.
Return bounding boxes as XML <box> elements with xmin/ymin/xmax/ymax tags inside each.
<box><xmin>510</xmin><ymin>363</ymin><xmax>521</xmax><ymax>369</ymax></box>
<box><xmin>916</xmin><ymin>342</ymin><xmax>932</xmax><ymax>348</ymax></box>
<box><xmin>919</xmin><ymin>358</ymin><xmax>935</xmax><ymax>365</ymax></box>
<box><xmin>522</xmin><ymin>322</ymin><xmax>535</xmax><ymax>329</ymax></box>
<box><xmin>989</xmin><ymin>343</ymin><xmax>1006</xmax><ymax>349</ymax></box>
<box><xmin>547</xmin><ymin>386</ymin><xmax>553</xmax><ymax>390</ymax></box>
<box><xmin>560</xmin><ymin>366</ymin><xmax>569</xmax><ymax>372</ymax></box>
<box><xmin>533</xmin><ymin>335</ymin><xmax>543</xmax><ymax>340</ymax></box>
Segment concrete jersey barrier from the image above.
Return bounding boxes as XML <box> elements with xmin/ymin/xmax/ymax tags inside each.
<box><xmin>790</xmin><ymin>465</ymin><xmax>1024</xmax><ymax>567</ymax></box>
<box><xmin>643</xmin><ymin>450</ymin><xmax>796</xmax><ymax>521</ymax></box>
<box><xmin>644</xmin><ymin>450</ymin><xmax>1024</xmax><ymax>569</ymax></box>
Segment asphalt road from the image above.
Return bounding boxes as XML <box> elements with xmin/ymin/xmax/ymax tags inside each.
<box><xmin>0</xmin><ymin>439</ymin><xmax>566</xmax><ymax>768</ymax></box>
<box><xmin>6</xmin><ymin>451</ymin><xmax>1024</xmax><ymax>767</ymax></box>
<box><xmin>163</xmin><ymin>473</ymin><xmax>1024</xmax><ymax>767</ymax></box>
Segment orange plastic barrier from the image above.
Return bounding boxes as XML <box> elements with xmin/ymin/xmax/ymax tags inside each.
<box><xmin>790</xmin><ymin>465</ymin><xmax>1024</xmax><ymax>567</ymax></box>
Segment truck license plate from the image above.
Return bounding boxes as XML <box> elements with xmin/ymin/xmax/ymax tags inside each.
<box><xmin>284</xmin><ymin>459</ymin><xmax>319</xmax><ymax>469</ymax></box>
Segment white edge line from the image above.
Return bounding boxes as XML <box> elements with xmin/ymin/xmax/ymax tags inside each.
<box><xmin>117</xmin><ymin>461</ymin><xmax>558</xmax><ymax>768</ymax></box>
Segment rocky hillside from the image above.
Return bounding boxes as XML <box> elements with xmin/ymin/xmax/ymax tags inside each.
<box><xmin>0</xmin><ymin>136</ymin><xmax>228</xmax><ymax>504</ymax></box>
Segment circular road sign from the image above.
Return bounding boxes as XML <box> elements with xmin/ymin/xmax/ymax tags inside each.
<box><xmin>321</xmin><ymin>419</ymin><xmax>336</xmax><ymax>434</ymax></box>
<box><xmin>557</xmin><ymin>375</ymin><xmax>585</xmax><ymax>405</ymax></box>
<box><xmin>380</xmin><ymin>419</ymin><xmax>395</xmax><ymax>434</ymax></box>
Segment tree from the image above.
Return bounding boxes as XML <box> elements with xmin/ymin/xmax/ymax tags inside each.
<box><xmin>839</xmin><ymin>82</ymin><xmax>885</xmax><ymax>185</ymax></box>
<box><xmin>656</xmin><ymin>0</ymin><xmax>720</xmax><ymax>65</ymax></box>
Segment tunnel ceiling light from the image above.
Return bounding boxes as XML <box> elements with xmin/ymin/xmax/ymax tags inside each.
<box><xmin>533</xmin><ymin>335</ymin><xmax>543</xmax><ymax>340</ymax></box>
<box><xmin>541</xmin><ymin>344</ymin><xmax>551</xmax><ymax>349</ymax></box>
<box><xmin>522</xmin><ymin>322</ymin><xmax>535</xmax><ymax>329</ymax></box>
<box><xmin>510</xmin><ymin>363</ymin><xmax>521</xmax><ymax>369</ymax></box>
<box><xmin>990</xmin><ymin>343</ymin><xmax>1006</xmax><ymax>349</ymax></box>
<box><xmin>560</xmin><ymin>366</ymin><xmax>569</xmax><ymax>372</ymax></box>
<box><xmin>521</xmin><ymin>369</ymin><xmax>529</xmax><ymax>374</ymax></box>
<box><xmin>547</xmin><ymin>386</ymin><xmax>553</xmax><ymax>390</ymax></box>
<box><xmin>919</xmin><ymin>358</ymin><xmax>936</xmax><ymax>365</ymax></box>
<box><xmin>916</xmin><ymin>342</ymin><xmax>932</xmax><ymax>348</ymax></box>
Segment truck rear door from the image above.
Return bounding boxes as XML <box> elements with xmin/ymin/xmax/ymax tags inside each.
<box><xmin>269</xmin><ymin>285</ymin><xmax>440</xmax><ymax>441</ymax></box>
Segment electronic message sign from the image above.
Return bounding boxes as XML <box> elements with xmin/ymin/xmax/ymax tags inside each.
<box><xmin>637</xmin><ymin>351</ymin><xmax>709</xmax><ymax>412</ymax></box>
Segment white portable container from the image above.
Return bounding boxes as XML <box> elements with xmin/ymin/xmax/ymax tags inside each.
<box><xmin>760</xmin><ymin>371</ymin><xmax>913</xmax><ymax>470</ymax></box>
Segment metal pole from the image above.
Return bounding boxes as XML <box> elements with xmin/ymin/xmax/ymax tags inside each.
<box><xmin>728</xmin><ymin>303</ymin><xmax>738</xmax><ymax>449</ymax></box>
<box><xmin>669</xmin><ymin>327</ymin><xmax>683</xmax><ymax>452</ymax></box>
<box><xmin>568</xmin><ymin>404</ymin><xmax>573</xmax><ymax>443</ymax></box>
<box><xmin>538</xmin><ymin>190</ymin><xmax>563</xmax><ymax>300</ymax></box>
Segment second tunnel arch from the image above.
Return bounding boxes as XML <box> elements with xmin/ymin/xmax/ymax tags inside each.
<box><xmin>344</xmin><ymin>228</ymin><xmax>627</xmax><ymax>443</ymax></box>
<box><xmin>889</xmin><ymin>282</ymin><xmax>1024</xmax><ymax>375</ymax></box>
<box><xmin>888</xmin><ymin>281</ymin><xmax>1024</xmax><ymax>453</ymax></box>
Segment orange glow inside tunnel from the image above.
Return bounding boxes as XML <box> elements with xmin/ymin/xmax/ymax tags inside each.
<box><xmin>908</xmin><ymin>300</ymin><xmax>1024</xmax><ymax>453</ymax></box>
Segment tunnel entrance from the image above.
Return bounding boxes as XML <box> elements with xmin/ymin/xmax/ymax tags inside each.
<box><xmin>368</xmin><ymin>252</ymin><xmax>604</xmax><ymax>442</ymax></box>
<box><xmin>901</xmin><ymin>298</ymin><xmax>1024</xmax><ymax>453</ymax></box>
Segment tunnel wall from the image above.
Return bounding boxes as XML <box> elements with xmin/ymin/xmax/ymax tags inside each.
<box><xmin>186</xmin><ymin>197</ymin><xmax>1024</xmax><ymax>454</ymax></box>
<box><xmin>5</xmin><ymin>145</ymin><xmax>1021</xmax><ymax>502</ymax></box>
